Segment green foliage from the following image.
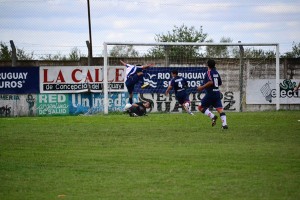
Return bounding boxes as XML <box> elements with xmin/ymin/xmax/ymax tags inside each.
<box><xmin>0</xmin><ymin>111</ymin><xmax>299</xmax><ymax>200</ymax></box>
<box><xmin>231</xmin><ymin>47</ymin><xmax>276</xmax><ymax>59</ymax></box>
<box><xmin>1</xmin><ymin>41</ymin><xmax>34</xmax><ymax>61</ymax></box>
<box><xmin>0</xmin><ymin>42</ymin><xmax>11</xmax><ymax>61</ymax></box>
<box><xmin>147</xmin><ymin>24</ymin><xmax>208</xmax><ymax>58</ymax></box>
<box><xmin>68</xmin><ymin>47</ymin><xmax>82</xmax><ymax>61</ymax></box>
<box><xmin>283</xmin><ymin>42</ymin><xmax>300</xmax><ymax>58</ymax></box>
<box><xmin>39</xmin><ymin>52</ymin><xmax>67</xmax><ymax>61</ymax></box>
<box><xmin>0</xmin><ymin>41</ymin><xmax>85</xmax><ymax>61</ymax></box>
<box><xmin>17</xmin><ymin>48</ymin><xmax>34</xmax><ymax>60</ymax></box>
<box><xmin>206</xmin><ymin>37</ymin><xmax>235</xmax><ymax>58</ymax></box>
<box><xmin>109</xmin><ymin>45</ymin><xmax>139</xmax><ymax>57</ymax></box>
<box><xmin>39</xmin><ymin>47</ymin><xmax>85</xmax><ymax>61</ymax></box>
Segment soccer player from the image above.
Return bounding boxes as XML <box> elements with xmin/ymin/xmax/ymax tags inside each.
<box><xmin>165</xmin><ymin>70</ymin><xmax>194</xmax><ymax>115</ymax></box>
<box><xmin>120</xmin><ymin>60</ymin><xmax>154</xmax><ymax>104</ymax></box>
<box><xmin>197</xmin><ymin>59</ymin><xmax>228</xmax><ymax>129</ymax></box>
<box><xmin>125</xmin><ymin>101</ymin><xmax>152</xmax><ymax>117</ymax></box>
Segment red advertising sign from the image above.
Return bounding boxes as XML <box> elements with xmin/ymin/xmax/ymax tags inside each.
<box><xmin>40</xmin><ymin>66</ymin><xmax>125</xmax><ymax>93</ymax></box>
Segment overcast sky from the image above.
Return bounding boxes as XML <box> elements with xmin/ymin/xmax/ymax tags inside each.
<box><xmin>0</xmin><ymin>0</ymin><xmax>299</xmax><ymax>57</ymax></box>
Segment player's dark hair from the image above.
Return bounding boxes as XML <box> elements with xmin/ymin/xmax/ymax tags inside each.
<box><xmin>145</xmin><ymin>100</ymin><xmax>153</xmax><ymax>108</ymax></box>
<box><xmin>171</xmin><ymin>70</ymin><xmax>178</xmax><ymax>75</ymax></box>
<box><xmin>207</xmin><ymin>59</ymin><xmax>216</xmax><ymax>69</ymax></box>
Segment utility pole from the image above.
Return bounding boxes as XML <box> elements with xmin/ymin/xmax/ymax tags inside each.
<box><xmin>238</xmin><ymin>41</ymin><xmax>245</xmax><ymax>112</ymax></box>
<box><xmin>10</xmin><ymin>40</ymin><xmax>17</xmax><ymax>67</ymax></box>
<box><xmin>87</xmin><ymin>0</ymin><xmax>93</xmax><ymax>65</ymax></box>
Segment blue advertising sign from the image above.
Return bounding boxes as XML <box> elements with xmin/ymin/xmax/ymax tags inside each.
<box><xmin>0</xmin><ymin>67</ymin><xmax>39</xmax><ymax>94</ymax></box>
<box><xmin>69</xmin><ymin>92</ymin><xmax>138</xmax><ymax>115</ymax></box>
<box><xmin>135</xmin><ymin>67</ymin><xmax>207</xmax><ymax>94</ymax></box>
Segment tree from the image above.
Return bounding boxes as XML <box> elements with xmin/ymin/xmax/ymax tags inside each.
<box><xmin>1</xmin><ymin>41</ymin><xmax>35</xmax><ymax>60</ymax></box>
<box><xmin>109</xmin><ymin>45</ymin><xmax>139</xmax><ymax>57</ymax></box>
<box><xmin>17</xmin><ymin>48</ymin><xmax>34</xmax><ymax>60</ymax></box>
<box><xmin>231</xmin><ymin>48</ymin><xmax>276</xmax><ymax>59</ymax></box>
<box><xmin>282</xmin><ymin>42</ymin><xmax>300</xmax><ymax>58</ymax></box>
<box><xmin>0</xmin><ymin>42</ymin><xmax>12</xmax><ymax>61</ymax></box>
<box><xmin>205</xmin><ymin>38</ymin><xmax>277</xmax><ymax>59</ymax></box>
<box><xmin>39</xmin><ymin>47</ymin><xmax>85</xmax><ymax>61</ymax></box>
<box><xmin>146</xmin><ymin>24</ymin><xmax>208</xmax><ymax>59</ymax></box>
<box><xmin>68</xmin><ymin>47</ymin><xmax>82</xmax><ymax>61</ymax></box>
<box><xmin>39</xmin><ymin>52</ymin><xmax>67</xmax><ymax>61</ymax></box>
<box><xmin>205</xmin><ymin>37</ymin><xmax>234</xmax><ymax>58</ymax></box>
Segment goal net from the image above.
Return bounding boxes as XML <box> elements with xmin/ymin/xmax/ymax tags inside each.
<box><xmin>100</xmin><ymin>42</ymin><xmax>281</xmax><ymax>114</ymax></box>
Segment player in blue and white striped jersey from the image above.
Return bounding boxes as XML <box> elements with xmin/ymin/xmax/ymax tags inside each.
<box><xmin>120</xmin><ymin>60</ymin><xmax>154</xmax><ymax>104</ymax></box>
<box><xmin>165</xmin><ymin>70</ymin><xmax>194</xmax><ymax>115</ymax></box>
<box><xmin>197</xmin><ymin>59</ymin><xmax>228</xmax><ymax>129</ymax></box>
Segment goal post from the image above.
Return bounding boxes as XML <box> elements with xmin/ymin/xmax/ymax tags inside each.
<box><xmin>102</xmin><ymin>42</ymin><xmax>280</xmax><ymax>114</ymax></box>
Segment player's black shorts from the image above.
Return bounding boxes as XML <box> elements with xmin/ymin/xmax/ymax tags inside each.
<box><xmin>201</xmin><ymin>93</ymin><xmax>223</xmax><ymax>109</ymax></box>
<box><xmin>125</xmin><ymin>74</ymin><xmax>140</xmax><ymax>94</ymax></box>
<box><xmin>176</xmin><ymin>91</ymin><xmax>190</xmax><ymax>105</ymax></box>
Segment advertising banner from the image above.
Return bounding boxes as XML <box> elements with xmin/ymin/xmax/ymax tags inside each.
<box><xmin>0</xmin><ymin>67</ymin><xmax>39</xmax><ymax>94</ymax></box>
<box><xmin>0</xmin><ymin>94</ymin><xmax>37</xmax><ymax>117</ymax></box>
<box><xmin>36</xmin><ymin>94</ymin><xmax>69</xmax><ymax>116</ymax></box>
<box><xmin>40</xmin><ymin>66</ymin><xmax>125</xmax><ymax>93</ymax></box>
<box><xmin>140</xmin><ymin>91</ymin><xmax>240</xmax><ymax>113</ymax></box>
<box><xmin>69</xmin><ymin>92</ymin><xmax>137</xmax><ymax>115</ymax></box>
<box><xmin>246</xmin><ymin>79</ymin><xmax>300</xmax><ymax>104</ymax></box>
<box><xmin>137</xmin><ymin>67</ymin><xmax>207</xmax><ymax>94</ymax></box>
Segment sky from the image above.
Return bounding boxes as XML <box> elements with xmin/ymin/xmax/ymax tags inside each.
<box><xmin>0</xmin><ymin>0</ymin><xmax>299</xmax><ymax>58</ymax></box>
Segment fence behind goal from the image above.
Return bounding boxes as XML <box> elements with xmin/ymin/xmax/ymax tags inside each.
<box><xmin>102</xmin><ymin>42</ymin><xmax>283</xmax><ymax>114</ymax></box>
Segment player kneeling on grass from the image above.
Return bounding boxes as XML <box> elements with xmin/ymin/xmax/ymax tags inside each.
<box><xmin>124</xmin><ymin>101</ymin><xmax>152</xmax><ymax>117</ymax></box>
<box><xmin>197</xmin><ymin>59</ymin><xmax>228</xmax><ymax>129</ymax></box>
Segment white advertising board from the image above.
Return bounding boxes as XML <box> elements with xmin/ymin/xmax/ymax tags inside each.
<box><xmin>246</xmin><ymin>79</ymin><xmax>300</xmax><ymax>104</ymax></box>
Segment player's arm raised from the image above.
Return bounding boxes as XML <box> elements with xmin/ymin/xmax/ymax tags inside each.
<box><xmin>120</xmin><ymin>60</ymin><xmax>127</xmax><ymax>66</ymax></box>
<box><xmin>142</xmin><ymin>63</ymin><xmax>154</xmax><ymax>70</ymax></box>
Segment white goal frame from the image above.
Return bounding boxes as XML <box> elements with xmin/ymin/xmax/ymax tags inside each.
<box><xmin>103</xmin><ymin>42</ymin><xmax>280</xmax><ymax>114</ymax></box>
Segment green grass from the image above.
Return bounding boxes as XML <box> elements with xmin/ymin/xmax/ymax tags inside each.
<box><xmin>0</xmin><ymin>111</ymin><xmax>299</xmax><ymax>200</ymax></box>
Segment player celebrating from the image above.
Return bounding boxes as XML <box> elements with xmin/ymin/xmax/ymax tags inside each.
<box><xmin>197</xmin><ymin>59</ymin><xmax>228</xmax><ymax>129</ymax></box>
<box><xmin>120</xmin><ymin>60</ymin><xmax>154</xmax><ymax>104</ymax></box>
<box><xmin>124</xmin><ymin>101</ymin><xmax>151</xmax><ymax>117</ymax></box>
<box><xmin>165</xmin><ymin>69</ymin><xmax>194</xmax><ymax>115</ymax></box>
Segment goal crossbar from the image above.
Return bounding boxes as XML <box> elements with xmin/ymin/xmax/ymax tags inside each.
<box><xmin>104</xmin><ymin>42</ymin><xmax>279</xmax><ymax>47</ymax></box>
<box><xmin>103</xmin><ymin>42</ymin><xmax>280</xmax><ymax>114</ymax></box>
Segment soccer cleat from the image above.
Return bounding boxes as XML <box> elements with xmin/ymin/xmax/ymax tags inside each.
<box><xmin>211</xmin><ymin>116</ymin><xmax>218</xmax><ymax>127</ymax></box>
<box><xmin>141</xmin><ymin>82</ymin><xmax>150</xmax><ymax>89</ymax></box>
<box><xmin>188</xmin><ymin>112</ymin><xmax>194</xmax><ymax>115</ymax></box>
<box><xmin>222</xmin><ymin>125</ymin><xmax>228</xmax><ymax>129</ymax></box>
<box><xmin>129</xmin><ymin>113</ymin><xmax>139</xmax><ymax>117</ymax></box>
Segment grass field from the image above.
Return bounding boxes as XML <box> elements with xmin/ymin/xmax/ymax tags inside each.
<box><xmin>0</xmin><ymin>111</ymin><xmax>299</xmax><ymax>200</ymax></box>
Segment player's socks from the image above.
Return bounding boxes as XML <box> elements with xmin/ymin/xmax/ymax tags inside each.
<box><xmin>183</xmin><ymin>102</ymin><xmax>192</xmax><ymax>115</ymax></box>
<box><xmin>204</xmin><ymin>109</ymin><xmax>215</xmax><ymax>119</ymax></box>
<box><xmin>220</xmin><ymin>112</ymin><xmax>227</xmax><ymax>126</ymax></box>
<box><xmin>204</xmin><ymin>109</ymin><xmax>217</xmax><ymax>126</ymax></box>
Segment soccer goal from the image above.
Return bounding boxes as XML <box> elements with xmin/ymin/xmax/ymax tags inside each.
<box><xmin>102</xmin><ymin>42</ymin><xmax>280</xmax><ymax>114</ymax></box>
